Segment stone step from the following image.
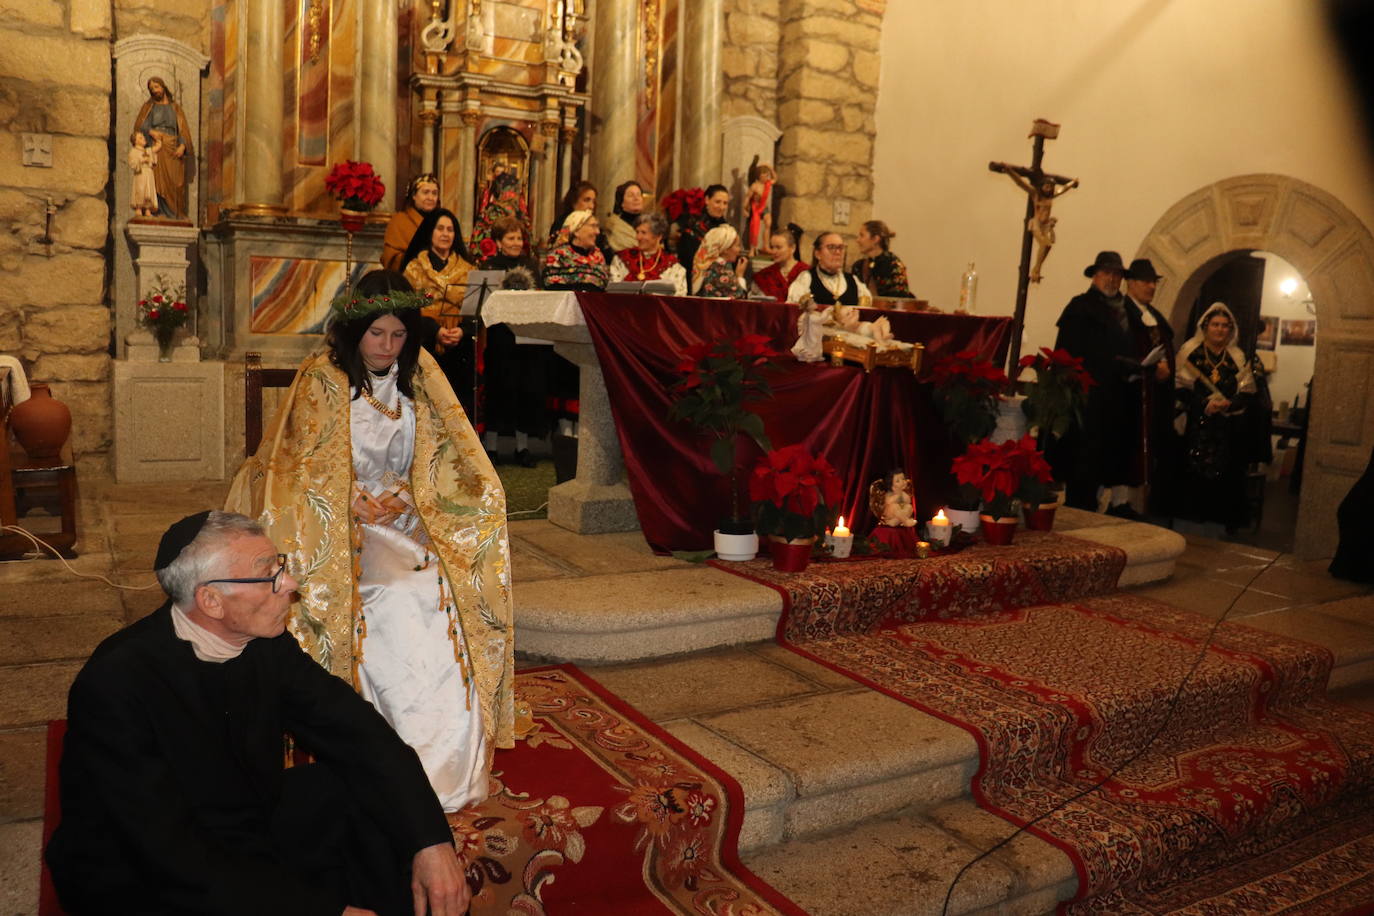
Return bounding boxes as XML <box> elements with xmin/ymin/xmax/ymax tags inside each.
<box><xmin>518</xmin><ymin>510</ymin><xmax>1185</xmax><ymax>664</ymax></box>
<box><xmin>742</xmin><ymin>800</ymin><xmax>1076</xmax><ymax>916</ymax></box>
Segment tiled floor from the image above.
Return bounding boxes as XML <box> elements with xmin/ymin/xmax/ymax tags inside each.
<box><xmin>2</xmin><ymin>481</ymin><xmax>1370</xmax><ymax>915</ymax></box>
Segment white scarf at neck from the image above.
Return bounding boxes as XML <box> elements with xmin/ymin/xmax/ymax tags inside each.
<box><xmin>172</xmin><ymin>603</ymin><xmax>252</xmax><ymax>663</ymax></box>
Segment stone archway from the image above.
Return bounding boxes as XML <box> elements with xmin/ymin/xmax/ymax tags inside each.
<box><xmin>1135</xmin><ymin>174</ymin><xmax>1374</xmax><ymax>559</ymax></box>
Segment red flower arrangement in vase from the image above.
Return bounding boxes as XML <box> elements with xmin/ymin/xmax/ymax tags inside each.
<box><xmin>325</xmin><ymin>160</ymin><xmax>387</xmax><ymax>231</ymax></box>
<box><xmin>950</xmin><ymin>434</ymin><xmax>1054</xmax><ymax>544</ymax></box>
<box><xmin>750</xmin><ymin>444</ymin><xmax>845</xmax><ymax>571</ymax></box>
<box><xmin>1015</xmin><ymin>347</ymin><xmax>1095</xmax><ymax>443</ymax></box>
<box><xmin>137</xmin><ymin>274</ymin><xmax>192</xmax><ymax>361</ymax></box>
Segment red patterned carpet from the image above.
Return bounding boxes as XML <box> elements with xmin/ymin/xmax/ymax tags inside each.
<box><xmin>714</xmin><ymin>532</ymin><xmax>1374</xmax><ymax>913</ymax></box>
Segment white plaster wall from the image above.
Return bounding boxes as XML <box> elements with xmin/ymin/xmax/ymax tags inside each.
<box><xmin>1254</xmin><ymin>251</ymin><xmax>1317</xmax><ymax>411</ymax></box>
<box><xmin>873</xmin><ymin>0</ymin><xmax>1374</xmax><ymax>355</ymax></box>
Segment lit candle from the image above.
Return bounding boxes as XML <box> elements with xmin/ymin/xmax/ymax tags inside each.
<box><xmin>916</xmin><ymin>540</ymin><xmax>931</xmax><ymax>559</ymax></box>
<box><xmin>927</xmin><ymin>509</ymin><xmax>952</xmax><ymax>547</ymax></box>
<box><xmin>831</xmin><ymin>515</ymin><xmax>853</xmax><ymax>558</ymax></box>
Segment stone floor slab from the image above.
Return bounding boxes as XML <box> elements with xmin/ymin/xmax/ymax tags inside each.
<box><xmin>747</xmin><ymin>642</ymin><xmax>867</xmax><ymax>691</ymax></box>
<box><xmin>927</xmin><ymin>798</ymin><xmax>1077</xmax><ymax>900</ymax></box>
<box><xmin>0</xmin><ymin>581</ymin><xmax>123</xmax><ymax>619</ymax></box>
<box><xmin>588</xmin><ymin>649</ymin><xmax>832</xmax><ymax>721</ymax></box>
<box><xmin>743</xmin><ymin>813</ymin><xmax>1015</xmax><ymax>916</ymax></box>
<box><xmin>699</xmin><ymin>690</ymin><xmax>978</xmax><ymax>799</ymax></box>
<box><xmin>0</xmin><ymin>728</ymin><xmax>47</xmax><ymax>822</ymax></box>
<box><xmin>0</xmin><ymin>663</ymin><xmax>82</xmax><ymax>728</ymax></box>
<box><xmin>1239</xmin><ymin>607</ymin><xmax>1374</xmax><ymax>669</ymax></box>
<box><xmin>0</xmin><ymin>819</ymin><xmax>40</xmax><ymax>916</ymax></box>
<box><xmin>1212</xmin><ymin>564</ymin><xmax>1374</xmax><ymax>603</ymax></box>
<box><xmin>0</xmin><ymin>613</ymin><xmax>122</xmax><ymax>665</ymax></box>
<box><xmin>508</xmin><ymin>519</ymin><xmax>688</xmax><ymax>576</ymax></box>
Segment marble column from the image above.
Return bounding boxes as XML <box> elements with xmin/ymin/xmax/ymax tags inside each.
<box><xmin>358</xmin><ymin>0</ymin><xmax>399</xmax><ymax>206</ymax></box>
<box><xmin>679</xmin><ymin>0</ymin><xmax>723</xmax><ymax>188</ymax></box>
<box><xmin>560</xmin><ymin>125</ymin><xmax>577</xmax><ymax>190</ymax></box>
<box><xmin>457</xmin><ymin>108</ymin><xmax>480</xmax><ymax>229</ymax></box>
<box><xmin>588</xmin><ymin>0</ymin><xmax>639</xmax><ymax>202</ymax></box>
<box><xmin>536</xmin><ymin>120</ymin><xmax>560</xmax><ymax>235</ymax></box>
<box><xmin>241</xmin><ymin>0</ymin><xmax>285</xmax><ymax>212</ymax></box>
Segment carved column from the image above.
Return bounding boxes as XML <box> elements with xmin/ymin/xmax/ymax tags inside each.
<box><xmin>560</xmin><ymin>124</ymin><xmax>578</xmax><ymax>193</ymax></box>
<box><xmin>536</xmin><ymin>120</ymin><xmax>560</xmax><ymax>237</ymax></box>
<box><xmin>241</xmin><ymin>0</ymin><xmax>286</xmax><ymax>212</ymax></box>
<box><xmin>458</xmin><ymin>107</ymin><xmax>481</xmax><ymax>229</ymax></box>
<box><xmin>680</xmin><ymin>0</ymin><xmax>723</xmax><ymax>188</ymax></box>
<box><xmin>588</xmin><ymin>0</ymin><xmax>639</xmax><ymax>202</ymax></box>
<box><xmin>358</xmin><ymin>0</ymin><xmax>399</xmax><ymax>206</ymax></box>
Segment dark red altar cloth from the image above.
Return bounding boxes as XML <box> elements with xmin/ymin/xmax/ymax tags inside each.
<box><xmin>575</xmin><ymin>293</ymin><xmax>1011</xmax><ymax>553</ymax></box>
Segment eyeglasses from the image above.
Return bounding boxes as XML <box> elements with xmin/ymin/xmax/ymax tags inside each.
<box><xmin>202</xmin><ymin>553</ymin><xmax>289</xmax><ymax>593</ymax></box>
<box><xmin>820</xmin><ymin>244</ymin><xmax>846</xmax><ymax>252</ymax></box>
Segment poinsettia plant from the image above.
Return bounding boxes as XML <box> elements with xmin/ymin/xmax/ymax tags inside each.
<box><xmin>750</xmin><ymin>444</ymin><xmax>845</xmax><ymax>542</ymax></box>
<box><xmin>930</xmin><ymin>351</ymin><xmax>1010</xmax><ymax>446</ymax></box>
<box><xmin>951</xmin><ymin>435</ymin><xmax>1053</xmax><ymax>519</ymax></box>
<box><xmin>660</xmin><ymin>186</ymin><xmax>705</xmax><ymax>223</ymax></box>
<box><xmin>1016</xmin><ymin>347</ymin><xmax>1095</xmax><ymax>443</ymax></box>
<box><xmin>324</xmin><ymin>160</ymin><xmax>387</xmax><ymax>211</ymax></box>
<box><xmin>670</xmin><ymin>334</ymin><xmax>778</xmax><ymax>523</ymax></box>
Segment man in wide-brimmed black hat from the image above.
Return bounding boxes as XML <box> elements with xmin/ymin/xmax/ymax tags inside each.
<box><xmin>1049</xmin><ymin>250</ymin><xmax>1151</xmax><ymax>515</ymax></box>
<box><xmin>1122</xmin><ymin>258</ymin><xmax>1178</xmax><ymax>513</ymax></box>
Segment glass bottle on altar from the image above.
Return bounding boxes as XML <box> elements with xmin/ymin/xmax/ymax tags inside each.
<box><xmin>959</xmin><ymin>262</ymin><xmax>978</xmax><ymax>314</ymax></box>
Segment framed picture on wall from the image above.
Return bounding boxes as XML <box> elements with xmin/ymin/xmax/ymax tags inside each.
<box><xmin>1280</xmin><ymin>318</ymin><xmax>1317</xmax><ymax>346</ymax></box>
<box><xmin>1256</xmin><ymin>314</ymin><xmax>1278</xmax><ymax>351</ymax></box>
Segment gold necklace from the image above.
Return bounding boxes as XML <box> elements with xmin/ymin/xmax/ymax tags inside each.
<box><xmin>1202</xmin><ymin>345</ymin><xmax>1226</xmax><ymax>384</ymax></box>
<box><xmin>636</xmin><ymin>248</ymin><xmax>663</xmax><ymax>280</ymax></box>
<box><xmin>362</xmin><ymin>390</ymin><xmax>402</xmax><ymax>420</ymax></box>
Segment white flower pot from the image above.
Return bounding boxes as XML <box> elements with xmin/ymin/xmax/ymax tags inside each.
<box><xmin>713</xmin><ymin>529</ymin><xmax>759</xmax><ymax>561</ymax></box>
<box><xmin>944</xmin><ymin>507</ymin><xmax>981</xmax><ymax>535</ymax></box>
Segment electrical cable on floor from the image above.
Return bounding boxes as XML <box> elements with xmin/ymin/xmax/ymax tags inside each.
<box><xmin>506</xmin><ymin>502</ymin><xmax>549</xmax><ymax>519</ymax></box>
<box><xmin>938</xmin><ymin>548</ymin><xmax>1282</xmax><ymax>916</ymax></box>
<box><xmin>0</xmin><ymin>524</ymin><xmax>159</xmax><ymax>591</ymax></box>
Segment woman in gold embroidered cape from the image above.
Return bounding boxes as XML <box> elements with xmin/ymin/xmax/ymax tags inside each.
<box><xmin>226</xmin><ymin>276</ymin><xmax>514</xmax><ymax>800</ymax></box>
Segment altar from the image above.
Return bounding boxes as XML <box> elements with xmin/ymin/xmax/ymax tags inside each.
<box><xmin>484</xmin><ymin>291</ymin><xmax>1012</xmax><ymax>551</ymax></box>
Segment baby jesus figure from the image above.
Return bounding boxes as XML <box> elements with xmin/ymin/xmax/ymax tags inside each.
<box><xmin>128</xmin><ymin>130</ymin><xmax>162</xmax><ymax>217</ymax></box>
<box><xmin>869</xmin><ymin>469</ymin><xmax>918</xmax><ymax>528</ymax></box>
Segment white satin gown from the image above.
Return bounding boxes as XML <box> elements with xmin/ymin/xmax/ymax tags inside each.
<box><xmin>351</xmin><ymin>363</ymin><xmax>487</xmax><ymax>811</ymax></box>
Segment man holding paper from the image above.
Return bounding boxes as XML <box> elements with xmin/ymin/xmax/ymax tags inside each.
<box><xmin>1123</xmin><ymin>258</ymin><xmax>1177</xmax><ymax>514</ymax></box>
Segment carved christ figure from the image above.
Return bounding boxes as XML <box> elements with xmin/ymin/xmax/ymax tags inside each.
<box><xmin>995</xmin><ymin>164</ymin><xmax>1078</xmax><ymax>283</ymax></box>
<box><xmin>134</xmin><ymin>76</ymin><xmax>194</xmax><ymax>219</ymax></box>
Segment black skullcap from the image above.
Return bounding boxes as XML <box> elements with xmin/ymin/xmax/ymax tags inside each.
<box><xmin>154</xmin><ymin>511</ymin><xmax>213</xmax><ymax>571</ymax></box>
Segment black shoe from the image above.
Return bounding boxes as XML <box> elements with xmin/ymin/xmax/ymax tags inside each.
<box><xmin>1105</xmin><ymin>503</ymin><xmax>1143</xmax><ymax>521</ymax></box>
<box><xmin>514</xmin><ymin>448</ymin><xmax>537</xmax><ymax>468</ymax></box>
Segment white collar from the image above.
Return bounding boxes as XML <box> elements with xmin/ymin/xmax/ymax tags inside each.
<box><xmin>171</xmin><ymin>602</ymin><xmax>252</xmax><ymax>663</ymax></box>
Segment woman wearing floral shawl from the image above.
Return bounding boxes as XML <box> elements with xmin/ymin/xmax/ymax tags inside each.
<box><xmin>226</xmin><ymin>270</ymin><xmax>513</xmax><ymax>812</ymax></box>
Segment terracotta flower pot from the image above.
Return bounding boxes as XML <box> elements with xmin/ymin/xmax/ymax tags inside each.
<box><xmin>1022</xmin><ymin>504</ymin><xmax>1057</xmax><ymax>531</ymax></box>
<box><xmin>768</xmin><ymin>536</ymin><xmax>815</xmax><ymax>572</ymax></box>
<box><xmin>9</xmin><ymin>383</ymin><xmax>72</xmax><ymax>459</ymax></box>
<box><xmin>979</xmin><ymin>515</ymin><xmax>1018</xmax><ymax>546</ymax></box>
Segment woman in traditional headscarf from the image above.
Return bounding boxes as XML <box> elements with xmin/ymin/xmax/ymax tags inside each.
<box><xmin>608</xmin><ymin>211</ymin><xmax>686</xmax><ymax>295</ymax></box>
<box><xmin>854</xmin><ymin>219</ymin><xmax>913</xmax><ymax>298</ymax></box>
<box><xmin>1172</xmin><ymin>302</ymin><xmax>1257</xmax><ymax>532</ymax></box>
<box><xmin>691</xmin><ymin>225</ymin><xmax>748</xmax><ymax>298</ymax></box>
<box><xmin>226</xmin><ymin>269</ymin><xmax>514</xmax><ymax>813</ymax></box>
<box><xmin>382</xmin><ymin>173</ymin><xmax>440</xmax><ymax>271</ymax></box>
<box><xmin>602</xmin><ymin>180</ymin><xmax>646</xmax><ymax>253</ymax></box>
<box><xmin>542</xmin><ymin>209</ymin><xmax>609</xmax><ymax>291</ymax></box>
<box><xmin>749</xmin><ymin>222</ymin><xmax>808</xmax><ymax>301</ymax></box>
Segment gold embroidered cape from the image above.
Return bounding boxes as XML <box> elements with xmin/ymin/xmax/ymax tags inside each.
<box><xmin>226</xmin><ymin>349</ymin><xmax>515</xmax><ymax>753</ymax></box>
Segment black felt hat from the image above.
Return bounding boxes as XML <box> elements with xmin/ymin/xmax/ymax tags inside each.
<box><xmin>154</xmin><ymin>511</ymin><xmax>212</xmax><ymax>571</ymax></box>
<box><xmin>1083</xmin><ymin>250</ymin><xmax>1127</xmax><ymax>278</ymax></box>
<box><xmin>1125</xmin><ymin>258</ymin><xmax>1163</xmax><ymax>281</ymax></box>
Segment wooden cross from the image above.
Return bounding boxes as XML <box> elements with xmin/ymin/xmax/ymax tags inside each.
<box><xmin>988</xmin><ymin>119</ymin><xmax>1079</xmax><ymax>376</ymax></box>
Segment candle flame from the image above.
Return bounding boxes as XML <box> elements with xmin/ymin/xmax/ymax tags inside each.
<box><xmin>837</xmin><ymin>516</ymin><xmax>846</xmax><ymax>528</ymax></box>
<box><xmin>934</xmin><ymin>509</ymin><xmax>948</xmax><ymax>521</ymax></box>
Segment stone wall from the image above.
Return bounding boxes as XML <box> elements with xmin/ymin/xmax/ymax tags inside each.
<box><xmin>721</xmin><ymin>0</ymin><xmax>885</xmax><ymax>250</ymax></box>
<box><xmin>0</xmin><ymin>0</ymin><xmax>210</xmax><ymax>478</ymax></box>
<box><xmin>0</xmin><ymin>0</ymin><xmax>115</xmax><ymax>475</ymax></box>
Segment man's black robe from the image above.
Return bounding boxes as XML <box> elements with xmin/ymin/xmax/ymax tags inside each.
<box><xmin>46</xmin><ymin>603</ymin><xmax>453</xmax><ymax>915</ymax></box>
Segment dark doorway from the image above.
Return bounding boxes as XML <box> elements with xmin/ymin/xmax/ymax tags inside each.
<box><xmin>1190</xmin><ymin>252</ymin><xmax>1265</xmax><ymax>347</ymax></box>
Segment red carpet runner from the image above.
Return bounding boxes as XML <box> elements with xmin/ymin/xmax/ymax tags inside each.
<box><xmin>713</xmin><ymin>532</ymin><xmax>1374</xmax><ymax>913</ymax></box>
<box><xmin>41</xmin><ymin>665</ymin><xmax>805</xmax><ymax>916</ymax></box>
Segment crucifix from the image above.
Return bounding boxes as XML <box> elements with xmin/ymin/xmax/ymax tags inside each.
<box><xmin>988</xmin><ymin>119</ymin><xmax>1079</xmax><ymax>375</ymax></box>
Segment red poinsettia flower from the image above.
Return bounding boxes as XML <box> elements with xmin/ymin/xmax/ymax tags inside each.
<box><xmin>147</xmin><ymin>309</ymin><xmax>160</xmax><ymax>320</ymax></box>
<box><xmin>325</xmin><ymin>160</ymin><xmax>386</xmax><ymax>209</ymax></box>
<box><xmin>151</xmin><ymin>294</ymin><xmax>164</xmax><ymax>304</ymax></box>
<box><xmin>172</xmin><ymin>301</ymin><xmax>188</xmax><ymax>312</ymax></box>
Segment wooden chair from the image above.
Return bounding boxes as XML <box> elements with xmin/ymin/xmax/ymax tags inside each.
<box><xmin>243</xmin><ymin>352</ymin><xmax>298</xmax><ymax>455</ymax></box>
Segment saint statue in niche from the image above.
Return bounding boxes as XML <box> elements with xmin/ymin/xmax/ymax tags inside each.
<box><xmin>133</xmin><ymin>76</ymin><xmax>193</xmax><ymax>219</ymax></box>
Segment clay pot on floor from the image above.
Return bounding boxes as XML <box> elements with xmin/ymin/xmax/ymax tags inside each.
<box><xmin>9</xmin><ymin>383</ymin><xmax>71</xmax><ymax>459</ymax></box>
<box><xmin>979</xmin><ymin>515</ymin><xmax>1018</xmax><ymax>546</ymax></box>
<box><xmin>768</xmin><ymin>536</ymin><xmax>815</xmax><ymax>572</ymax></box>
